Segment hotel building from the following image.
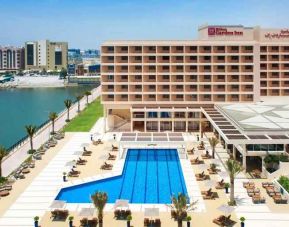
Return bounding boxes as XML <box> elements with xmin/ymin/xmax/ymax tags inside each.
<box><xmin>0</xmin><ymin>46</ymin><xmax>25</xmax><ymax>72</ymax></box>
<box><xmin>101</xmin><ymin>25</ymin><xmax>289</xmax><ymax>132</ymax></box>
<box><xmin>25</xmin><ymin>40</ymin><xmax>68</xmax><ymax>71</ymax></box>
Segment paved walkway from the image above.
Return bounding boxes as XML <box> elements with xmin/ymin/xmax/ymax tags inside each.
<box><xmin>0</xmin><ymin>133</ymin><xmax>90</xmax><ymax>227</ymax></box>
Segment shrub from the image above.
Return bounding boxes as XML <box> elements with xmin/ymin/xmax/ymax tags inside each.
<box><xmin>278</xmin><ymin>176</ymin><xmax>289</xmax><ymax>192</ymax></box>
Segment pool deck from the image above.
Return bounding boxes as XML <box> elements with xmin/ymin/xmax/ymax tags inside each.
<box><xmin>1</xmin><ymin>118</ymin><xmax>289</xmax><ymax>226</ymax></box>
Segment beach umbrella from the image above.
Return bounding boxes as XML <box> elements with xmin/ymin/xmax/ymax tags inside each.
<box><xmin>50</xmin><ymin>200</ymin><xmax>66</xmax><ymax>209</ymax></box>
<box><xmin>198</xmin><ymin>164</ymin><xmax>208</xmax><ymax>171</ymax></box>
<box><xmin>78</xmin><ymin>208</ymin><xmax>95</xmax><ymax>217</ymax></box>
<box><xmin>73</xmin><ymin>150</ymin><xmax>84</xmax><ymax>156</ymax></box>
<box><xmin>218</xmin><ymin>171</ymin><xmax>228</xmax><ymax>178</ymax></box>
<box><xmin>144</xmin><ymin>207</ymin><xmax>159</xmax><ymax>217</ymax></box>
<box><xmin>81</xmin><ymin>143</ymin><xmax>90</xmax><ymax>148</ymax></box>
<box><xmin>204</xmin><ymin>179</ymin><xmax>216</xmax><ymax>188</ymax></box>
<box><xmin>65</xmin><ymin>160</ymin><xmax>76</xmax><ymax>167</ymax></box>
<box><xmin>113</xmin><ymin>199</ymin><xmax>129</xmax><ymax>210</ymax></box>
<box><xmin>217</xmin><ymin>204</ymin><xmax>235</xmax><ymax>216</ymax></box>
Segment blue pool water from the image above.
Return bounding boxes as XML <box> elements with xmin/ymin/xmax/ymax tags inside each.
<box><xmin>56</xmin><ymin>149</ymin><xmax>188</xmax><ymax>204</ymax></box>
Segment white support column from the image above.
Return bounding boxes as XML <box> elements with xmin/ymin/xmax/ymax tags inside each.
<box><xmin>158</xmin><ymin>120</ymin><xmax>160</xmax><ymax>132</ymax></box>
<box><xmin>242</xmin><ymin>154</ymin><xmax>247</xmax><ymax>171</ymax></box>
<box><xmin>103</xmin><ymin>108</ymin><xmax>107</xmax><ymax>132</ymax></box>
<box><xmin>130</xmin><ymin>111</ymin><xmax>133</xmax><ymax>132</ymax></box>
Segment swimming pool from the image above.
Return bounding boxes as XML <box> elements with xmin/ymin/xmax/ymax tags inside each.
<box><xmin>56</xmin><ymin>149</ymin><xmax>188</xmax><ymax>204</ymax></box>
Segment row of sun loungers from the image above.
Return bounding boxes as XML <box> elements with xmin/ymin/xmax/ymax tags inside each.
<box><xmin>144</xmin><ymin>218</ymin><xmax>161</xmax><ymax>226</ymax></box>
<box><xmin>243</xmin><ymin>182</ymin><xmax>266</xmax><ymax>204</ymax></box>
<box><xmin>215</xmin><ymin>179</ymin><xmax>225</xmax><ymax>189</ymax></box>
<box><xmin>262</xmin><ymin>182</ymin><xmax>288</xmax><ymax>204</ymax></box>
<box><xmin>80</xmin><ymin>218</ymin><xmax>98</xmax><ymax>227</ymax></box>
<box><xmin>114</xmin><ymin>209</ymin><xmax>131</xmax><ymax>219</ymax></box>
<box><xmin>195</xmin><ymin>171</ymin><xmax>210</xmax><ymax>181</ymax></box>
<box><xmin>51</xmin><ymin>209</ymin><xmax>69</xmax><ymax>220</ymax></box>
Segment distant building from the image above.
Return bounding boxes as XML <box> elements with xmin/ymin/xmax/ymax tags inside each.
<box><xmin>25</xmin><ymin>40</ymin><xmax>68</xmax><ymax>71</ymax></box>
<box><xmin>82</xmin><ymin>49</ymin><xmax>99</xmax><ymax>58</ymax></box>
<box><xmin>0</xmin><ymin>46</ymin><xmax>25</xmax><ymax>72</ymax></box>
<box><xmin>68</xmin><ymin>49</ymin><xmax>82</xmax><ymax>64</ymax></box>
<box><xmin>67</xmin><ymin>64</ymin><xmax>76</xmax><ymax>75</ymax></box>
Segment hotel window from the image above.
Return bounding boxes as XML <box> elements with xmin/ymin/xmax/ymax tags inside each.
<box><xmin>135</xmin><ymin>94</ymin><xmax>142</xmax><ymax>99</ymax></box>
<box><xmin>162</xmin><ymin>46</ymin><xmax>170</xmax><ymax>52</ymax></box>
<box><xmin>108</xmin><ymin>85</ymin><xmax>114</xmax><ymax>91</ymax></box>
<box><xmin>176</xmin><ymin>56</ymin><xmax>183</xmax><ymax>61</ymax></box>
<box><xmin>162</xmin><ymin>94</ymin><xmax>170</xmax><ymax>99</ymax></box>
<box><xmin>108</xmin><ymin>56</ymin><xmax>114</xmax><ymax>62</ymax></box>
<box><xmin>175</xmin><ymin>112</ymin><xmax>185</xmax><ymax>118</ymax></box>
<box><xmin>260</xmin><ymin>55</ymin><xmax>267</xmax><ymax>61</ymax></box>
<box><xmin>260</xmin><ymin>46</ymin><xmax>267</xmax><ymax>52</ymax></box>
<box><xmin>245</xmin><ymin>65</ymin><xmax>253</xmax><ymax>71</ymax></box>
<box><xmin>283</xmin><ymin>46</ymin><xmax>289</xmax><ymax>51</ymax></box>
<box><xmin>121</xmin><ymin>66</ymin><xmax>128</xmax><ymax>71</ymax></box>
<box><xmin>189</xmin><ymin>46</ymin><xmax>197</xmax><ymax>52</ymax></box>
<box><xmin>108</xmin><ymin>66</ymin><xmax>114</xmax><ymax>71</ymax></box>
<box><xmin>148</xmin><ymin>94</ymin><xmax>156</xmax><ymax>99</ymax></box>
<box><xmin>284</xmin><ymin>55</ymin><xmax>289</xmax><ymax>60</ymax></box>
<box><xmin>121</xmin><ymin>75</ymin><xmax>128</xmax><ymax>80</ymax></box>
<box><xmin>149</xmin><ymin>65</ymin><xmax>156</xmax><ymax>71</ymax></box>
<box><xmin>121</xmin><ymin>46</ymin><xmax>128</xmax><ymax>52</ymax></box>
<box><xmin>176</xmin><ymin>46</ymin><xmax>184</xmax><ymax>52</ymax></box>
<box><xmin>246</xmin><ymin>94</ymin><xmax>253</xmax><ymax>100</ymax></box>
<box><xmin>204</xmin><ymin>85</ymin><xmax>211</xmax><ymax>90</ymax></box>
<box><xmin>176</xmin><ymin>75</ymin><xmax>183</xmax><ymax>80</ymax></box>
<box><xmin>134</xmin><ymin>46</ymin><xmax>142</xmax><ymax>52</ymax></box>
<box><xmin>148</xmin><ymin>46</ymin><xmax>156</xmax><ymax>52</ymax></box>
<box><xmin>217</xmin><ymin>56</ymin><xmax>225</xmax><ymax>61</ymax></box>
<box><xmin>162</xmin><ymin>56</ymin><xmax>170</xmax><ymax>61</ymax></box>
<box><xmin>231</xmin><ymin>56</ymin><xmax>239</xmax><ymax>61</ymax></box>
<box><xmin>244</xmin><ymin>56</ymin><xmax>253</xmax><ymax>61</ymax></box>
<box><xmin>162</xmin><ymin>66</ymin><xmax>169</xmax><ymax>71</ymax></box>
<box><xmin>204</xmin><ymin>94</ymin><xmax>211</xmax><ymax>100</ymax></box>
<box><xmin>108</xmin><ymin>94</ymin><xmax>114</xmax><ymax>99</ymax></box>
<box><xmin>162</xmin><ymin>85</ymin><xmax>169</xmax><ymax>90</ymax></box>
<box><xmin>176</xmin><ymin>85</ymin><xmax>183</xmax><ymax>90</ymax></box>
<box><xmin>231</xmin><ymin>65</ymin><xmax>239</xmax><ymax>71</ymax></box>
<box><xmin>135</xmin><ymin>85</ymin><xmax>142</xmax><ymax>90</ymax></box>
<box><xmin>271</xmin><ymin>64</ymin><xmax>279</xmax><ymax>69</ymax></box>
<box><xmin>271</xmin><ymin>55</ymin><xmax>279</xmax><ymax>60</ymax></box>
<box><xmin>204</xmin><ymin>56</ymin><xmax>211</xmax><ymax>61</ymax></box>
<box><xmin>176</xmin><ymin>65</ymin><xmax>183</xmax><ymax>71</ymax></box>
<box><xmin>148</xmin><ymin>56</ymin><xmax>156</xmax><ymax>61</ymax></box>
<box><xmin>148</xmin><ymin>112</ymin><xmax>158</xmax><ymax>118</ymax></box>
<box><xmin>135</xmin><ymin>75</ymin><xmax>142</xmax><ymax>80</ymax></box>
<box><xmin>230</xmin><ymin>46</ymin><xmax>239</xmax><ymax>52</ymax></box>
<box><xmin>162</xmin><ymin>75</ymin><xmax>169</xmax><ymax>80</ymax></box>
<box><xmin>121</xmin><ymin>56</ymin><xmax>128</xmax><ymax>61</ymax></box>
<box><xmin>244</xmin><ymin>46</ymin><xmax>253</xmax><ymax>52</ymax></box>
<box><xmin>217</xmin><ymin>75</ymin><xmax>225</xmax><ymax>80</ymax></box>
<box><xmin>135</xmin><ymin>66</ymin><xmax>142</xmax><ymax>71</ymax></box>
<box><xmin>176</xmin><ymin>94</ymin><xmax>183</xmax><ymax>99</ymax></box>
<box><xmin>202</xmin><ymin>46</ymin><xmax>211</xmax><ymax>52</ymax></box>
<box><xmin>271</xmin><ymin>46</ymin><xmax>279</xmax><ymax>52</ymax></box>
<box><xmin>190</xmin><ymin>75</ymin><xmax>197</xmax><ymax>80</ymax></box>
<box><xmin>149</xmin><ymin>75</ymin><xmax>156</xmax><ymax>80</ymax></box>
<box><xmin>121</xmin><ymin>85</ymin><xmax>128</xmax><ymax>90</ymax></box>
<box><xmin>148</xmin><ymin>85</ymin><xmax>156</xmax><ymax>91</ymax></box>
<box><xmin>204</xmin><ymin>75</ymin><xmax>211</xmax><ymax>81</ymax></box>
<box><xmin>189</xmin><ymin>56</ymin><xmax>197</xmax><ymax>61</ymax></box>
<box><xmin>217</xmin><ymin>65</ymin><xmax>225</xmax><ymax>71</ymax></box>
<box><xmin>190</xmin><ymin>85</ymin><xmax>197</xmax><ymax>90</ymax></box>
<box><xmin>135</xmin><ymin>56</ymin><xmax>142</xmax><ymax>61</ymax></box>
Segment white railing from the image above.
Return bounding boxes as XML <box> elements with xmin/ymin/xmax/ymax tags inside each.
<box><xmin>2</xmin><ymin>86</ymin><xmax>101</xmax><ymax>177</ymax></box>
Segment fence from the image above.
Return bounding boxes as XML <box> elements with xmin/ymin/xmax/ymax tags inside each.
<box><xmin>2</xmin><ymin>86</ymin><xmax>101</xmax><ymax>177</ymax></box>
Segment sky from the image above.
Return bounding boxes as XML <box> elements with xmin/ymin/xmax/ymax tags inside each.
<box><xmin>1</xmin><ymin>0</ymin><xmax>289</xmax><ymax>49</ymax></box>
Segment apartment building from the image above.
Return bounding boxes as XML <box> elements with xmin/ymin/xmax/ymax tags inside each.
<box><xmin>101</xmin><ymin>25</ymin><xmax>289</xmax><ymax>132</ymax></box>
<box><xmin>0</xmin><ymin>46</ymin><xmax>25</xmax><ymax>72</ymax></box>
<box><xmin>25</xmin><ymin>40</ymin><xmax>68</xmax><ymax>71</ymax></box>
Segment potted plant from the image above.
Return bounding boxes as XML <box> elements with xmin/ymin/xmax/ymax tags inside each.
<box><xmin>240</xmin><ymin>216</ymin><xmax>245</xmax><ymax>227</ymax></box>
<box><xmin>63</xmin><ymin>172</ymin><xmax>67</xmax><ymax>182</ymax></box>
<box><xmin>34</xmin><ymin>216</ymin><xmax>39</xmax><ymax>227</ymax></box>
<box><xmin>186</xmin><ymin>216</ymin><xmax>191</xmax><ymax>227</ymax></box>
<box><xmin>126</xmin><ymin>215</ymin><xmax>132</xmax><ymax>227</ymax></box>
<box><xmin>69</xmin><ymin>216</ymin><xmax>74</xmax><ymax>227</ymax></box>
<box><xmin>224</xmin><ymin>183</ymin><xmax>230</xmax><ymax>194</ymax></box>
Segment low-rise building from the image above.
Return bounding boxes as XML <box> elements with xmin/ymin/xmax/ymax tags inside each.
<box><xmin>0</xmin><ymin>46</ymin><xmax>25</xmax><ymax>72</ymax></box>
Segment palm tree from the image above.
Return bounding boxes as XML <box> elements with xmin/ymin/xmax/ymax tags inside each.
<box><xmin>25</xmin><ymin>125</ymin><xmax>37</xmax><ymax>152</ymax></box>
<box><xmin>64</xmin><ymin>99</ymin><xmax>72</xmax><ymax>122</ymax></box>
<box><xmin>76</xmin><ymin>95</ymin><xmax>83</xmax><ymax>112</ymax></box>
<box><xmin>91</xmin><ymin>191</ymin><xmax>108</xmax><ymax>227</ymax></box>
<box><xmin>200</xmin><ymin>121</ymin><xmax>208</xmax><ymax>139</ymax></box>
<box><xmin>208</xmin><ymin>136</ymin><xmax>219</xmax><ymax>159</ymax></box>
<box><xmin>0</xmin><ymin>146</ymin><xmax>8</xmax><ymax>177</ymax></box>
<box><xmin>168</xmin><ymin>193</ymin><xmax>197</xmax><ymax>227</ymax></box>
<box><xmin>84</xmin><ymin>91</ymin><xmax>91</xmax><ymax>105</ymax></box>
<box><xmin>226</xmin><ymin>159</ymin><xmax>243</xmax><ymax>205</ymax></box>
<box><xmin>49</xmin><ymin>112</ymin><xmax>58</xmax><ymax>134</ymax></box>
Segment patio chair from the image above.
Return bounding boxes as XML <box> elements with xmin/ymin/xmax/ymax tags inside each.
<box><xmin>187</xmin><ymin>148</ymin><xmax>194</xmax><ymax>154</ymax></box>
<box><xmin>155</xmin><ymin>218</ymin><xmax>161</xmax><ymax>227</ymax></box>
<box><xmin>144</xmin><ymin>218</ymin><xmax>150</xmax><ymax>226</ymax></box>
<box><xmin>213</xmin><ymin>215</ymin><xmax>226</xmax><ymax>226</ymax></box>
<box><xmin>76</xmin><ymin>159</ymin><xmax>87</xmax><ymax>165</ymax></box>
<box><xmin>108</xmin><ymin>153</ymin><xmax>116</xmax><ymax>160</ymax></box>
<box><xmin>191</xmin><ymin>157</ymin><xmax>200</xmax><ymax>165</ymax></box>
<box><xmin>68</xmin><ymin>170</ymin><xmax>79</xmax><ymax>177</ymax></box>
<box><xmin>83</xmin><ymin>151</ymin><xmax>92</xmax><ymax>156</ymax></box>
<box><xmin>203</xmin><ymin>191</ymin><xmax>217</xmax><ymax>200</ymax></box>
<box><xmin>201</xmin><ymin>188</ymin><xmax>212</xmax><ymax>195</ymax></box>
<box><xmin>101</xmin><ymin>162</ymin><xmax>113</xmax><ymax>170</ymax></box>
<box><xmin>88</xmin><ymin>218</ymin><xmax>98</xmax><ymax>227</ymax></box>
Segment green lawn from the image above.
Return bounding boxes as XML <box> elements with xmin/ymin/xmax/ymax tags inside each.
<box><xmin>64</xmin><ymin>98</ymin><xmax>103</xmax><ymax>132</ymax></box>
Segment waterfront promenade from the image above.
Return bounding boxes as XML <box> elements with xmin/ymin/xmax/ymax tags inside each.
<box><xmin>1</xmin><ymin>86</ymin><xmax>101</xmax><ymax>177</ymax></box>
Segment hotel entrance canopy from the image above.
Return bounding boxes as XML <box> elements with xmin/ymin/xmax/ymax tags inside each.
<box><xmin>201</xmin><ymin>102</ymin><xmax>289</xmax><ymax>146</ymax></box>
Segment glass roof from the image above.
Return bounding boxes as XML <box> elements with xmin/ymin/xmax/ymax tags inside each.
<box><xmin>218</xmin><ymin>103</ymin><xmax>289</xmax><ymax>131</ymax></box>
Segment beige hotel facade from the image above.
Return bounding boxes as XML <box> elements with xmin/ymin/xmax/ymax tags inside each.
<box><xmin>101</xmin><ymin>25</ymin><xmax>289</xmax><ymax>133</ymax></box>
